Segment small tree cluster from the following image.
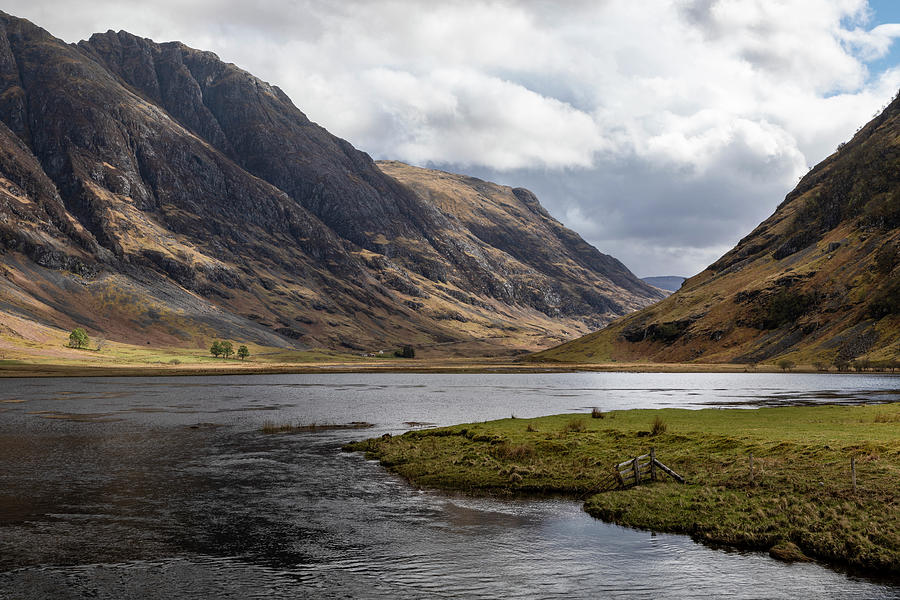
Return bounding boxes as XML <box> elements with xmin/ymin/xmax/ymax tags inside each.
<box><xmin>394</xmin><ymin>345</ymin><xmax>415</xmax><ymax>358</ymax></box>
<box><xmin>210</xmin><ymin>340</ymin><xmax>232</xmax><ymax>358</ymax></box>
<box><xmin>68</xmin><ymin>328</ymin><xmax>89</xmax><ymax>349</ymax></box>
<box><xmin>847</xmin><ymin>358</ymin><xmax>899</xmax><ymax>373</ymax></box>
<box><xmin>210</xmin><ymin>340</ymin><xmax>249</xmax><ymax>360</ymax></box>
<box><xmin>777</xmin><ymin>359</ymin><xmax>796</xmax><ymax>372</ymax></box>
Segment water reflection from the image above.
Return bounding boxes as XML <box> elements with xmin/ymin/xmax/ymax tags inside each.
<box><xmin>0</xmin><ymin>373</ymin><xmax>897</xmax><ymax>598</ymax></box>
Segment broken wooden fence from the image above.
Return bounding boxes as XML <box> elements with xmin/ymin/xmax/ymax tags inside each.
<box><xmin>595</xmin><ymin>448</ymin><xmax>684</xmax><ymax>492</ymax></box>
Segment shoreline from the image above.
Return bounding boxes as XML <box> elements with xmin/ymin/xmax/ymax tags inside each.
<box><xmin>344</xmin><ymin>405</ymin><xmax>900</xmax><ymax>579</ymax></box>
<box><xmin>1</xmin><ymin>359</ymin><xmax>891</xmax><ymax>378</ymax></box>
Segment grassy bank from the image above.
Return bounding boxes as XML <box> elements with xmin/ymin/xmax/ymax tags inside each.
<box><xmin>345</xmin><ymin>404</ymin><xmax>900</xmax><ymax>576</ymax></box>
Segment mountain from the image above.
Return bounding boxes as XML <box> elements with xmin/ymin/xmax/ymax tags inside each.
<box><xmin>0</xmin><ymin>12</ymin><xmax>663</xmax><ymax>358</ymax></box>
<box><xmin>534</xmin><ymin>93</ymin><xmax>900</xmax><ymax>365</ymax></box>
<box><xmin>640</xmin><ymin>276</ymin><xmax>685</xmax><ymax>293</ymax></box>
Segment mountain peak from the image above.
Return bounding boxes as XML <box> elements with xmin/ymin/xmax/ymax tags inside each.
<box><xmin>0</xmin><ymin>12</ymin><xmax>662</xmax><ymax>357</ymax></box>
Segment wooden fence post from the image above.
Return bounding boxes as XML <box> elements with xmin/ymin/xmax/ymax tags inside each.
<box><xmin>633</xmin><ymin>456</ymin><xmax>640</xmax><ymax>485</ymax></box>
<box><xmin>851</xmin><ymin>456</ymin><xmax>857</xmax><ymax>493</ymax></box>
<box><xmin>650</xmin><ymin>447</ymin><xmax>657</xmax><ymax>481</ymax></box>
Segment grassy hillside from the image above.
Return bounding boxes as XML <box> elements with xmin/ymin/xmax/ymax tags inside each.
<box><xmin>532</xmin><ymin>92</ymin><xmax>900</xmax><ymax>367</ymax></box>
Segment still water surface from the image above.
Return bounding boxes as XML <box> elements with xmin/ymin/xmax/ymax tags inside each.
<box><xmin>0</xmin><ymin>372</ymin><xmax>898</xmax><ymax>598</ymax></box>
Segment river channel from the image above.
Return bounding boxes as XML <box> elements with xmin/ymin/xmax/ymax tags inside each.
<box><xmin>0</xmin><ymin>372</ymin><xmax>898</xmax><ymax>598</ymax></box>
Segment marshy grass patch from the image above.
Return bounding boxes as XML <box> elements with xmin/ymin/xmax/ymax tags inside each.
<box><xmin>262</xmin><ymin>420</ymin><xmax>375</xmax><ymax>434</ymax></box>
<box><xmin>494</xmin><ymin>441</ymin><xmax>534</xmax><ymax>461</ymax></box>
<box><xmin>404</xmin><ymin>421</ymin><xmax>437</xmax><ymax>429</ymax></box>
<box><xmin>874</xmin><ymin>412</ymin><xmax>900</xmax><ymax>423</ymax></box>
<box><xmin>346</xmin><ymin>402</ymin><xmax>900</xmax><ymax>575</ymax></box>
<box><xmin>562</xmin><ymin>418</ymin><xmax>587</xmax><ymax>433</ymax></box>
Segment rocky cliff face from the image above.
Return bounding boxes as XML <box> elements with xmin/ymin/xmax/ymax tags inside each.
<box><xmin>0</xmin><ymin>12</ymin><xmax>662</xmax><ymax>356</ymax></box>
<box><xmin>377</xmin><ymin>161</ymin><xmax>660</xmax><ymax>321</ymax></box>
<box><xmin>534</xmin><ymin>94</ymin><xmax>900</xmax><ymax>365</ymax></box>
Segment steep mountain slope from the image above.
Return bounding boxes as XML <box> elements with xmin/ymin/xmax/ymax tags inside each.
<box><xmin>534</xmin><ymin>93</ymin><xmax>900</xmax><ymax>365</ymax></box>
<box><xmin>377</xmin><ymin>161</ymin><xmax>661</xmax><ymax>322</ymax></box>
<box><xmin>0</xmin><ymin>12</ymin><xmax>662</xmax><ymax>357</ymax></box>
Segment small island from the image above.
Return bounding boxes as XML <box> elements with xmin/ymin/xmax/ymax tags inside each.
<box><xmin>346</xmin><ymin>403</ymin><xmax>900</xmax><ymax>576</ymax></box>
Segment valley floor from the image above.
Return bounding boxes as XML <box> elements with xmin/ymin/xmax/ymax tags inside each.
<box><xmin>3</xmin><ymin>312</ymin><xmax>894</xmax><ymax>378</ymax></box>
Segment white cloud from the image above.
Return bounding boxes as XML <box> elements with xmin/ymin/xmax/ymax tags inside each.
<box><xmin>6</xmin><ymin>0</ymin><xmax>900</xmax><ymax>276</ymax></box>
<box><xmin>354</xmin><ymin>68</ymin><xmax>606</xmax><ymax>169</ymax></box>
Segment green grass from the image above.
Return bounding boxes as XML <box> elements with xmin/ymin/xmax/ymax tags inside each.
<box><xmin>345</xmin><ymin>403</ymin><xmax>900</xmax><ymax>575</ymax></box>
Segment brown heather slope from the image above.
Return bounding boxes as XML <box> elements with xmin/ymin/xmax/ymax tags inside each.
<box><xmin>0</xmin><ymin>13</ymin><xmax>662</xmax><ymax>358</ymax></box>
<box><xmin>533</xmin><ymin>92</ymin><xmax>900</xmax><ymax>366</ymax></box>
<box><xmin>377</xmin><ymin>161</ymin><xmax>662</xmax><ymax>322</ymax></box>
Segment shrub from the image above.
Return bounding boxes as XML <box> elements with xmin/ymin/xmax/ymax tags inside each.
<box><xmin>777</xmin><ymin>359</ymin><xmax>796</xmax><ymax>372</ymax></box>
<box><xmin>562</xmin><ymin>418</ymin><xmax>586</xmax><ymax>433</ymax></box>
<box><xmin>494</xmin><ymin>442</ymin><xmax>534</xmax><ymax>461</ymax></box>
<box><xmin>591</xmin><ymin>407</ymin><xmax>605</xmax><ymax>419</ymax></box>
<box><xmin>650</xmin><ymin>416</ymin><xmax>667</xmax><ymax>436</ymax></box>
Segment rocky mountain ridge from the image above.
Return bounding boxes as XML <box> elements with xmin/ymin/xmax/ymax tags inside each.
<box><xmin>0</xmin><ymin>12</ymin><xmax>662</xmax><ymax>357</ymax></box>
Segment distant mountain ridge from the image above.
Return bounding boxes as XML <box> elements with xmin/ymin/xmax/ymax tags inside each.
<box><xmin>535</xmin><ymin>93</ymin><xmax>900</xmax><ymax>365</ymax></box>
<box><xmin>640</xmin><ymin>276</ymin><xmax>685</xmax><ymax>293</ymax></box>
<box><xmin>0</xmin><ymin>12</ymin><xmax>663</xmax><ymax>357</ymax></box>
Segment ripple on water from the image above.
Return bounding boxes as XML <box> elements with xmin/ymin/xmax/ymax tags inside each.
<box><xmin>0</xmin><ymin>373</ymin><xmax>898</xmax><ymax>598</ymax></box>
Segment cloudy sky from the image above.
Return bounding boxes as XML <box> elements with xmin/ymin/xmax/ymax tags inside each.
<box><xmin>9</xmin><ymin>0</ymin><xmax>900</xmax><ymax>277</ymax></box>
